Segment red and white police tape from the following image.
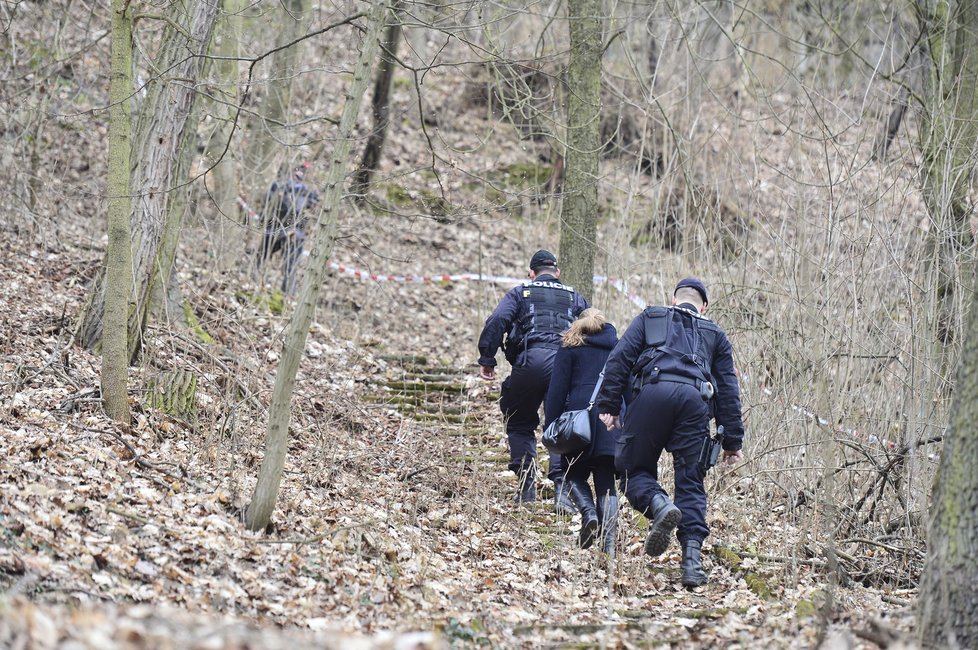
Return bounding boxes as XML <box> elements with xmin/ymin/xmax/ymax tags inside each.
<box><xmin>327</xmin><ymin>261</ymin><xmax>647</xmax><ymax>308</ymax></box>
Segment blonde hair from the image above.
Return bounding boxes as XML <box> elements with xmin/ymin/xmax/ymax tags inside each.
<box><xmin>562</xmin><ymin>308</ymin><xmax>608</xmax><ymax>347</ymax></box>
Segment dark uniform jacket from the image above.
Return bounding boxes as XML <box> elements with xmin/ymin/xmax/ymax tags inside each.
<box><xmin>477</xmin><ymin>274</ymin><xmax>589</xmax><ymax>368</ymax></box>
<box><xmin>543</xmin><ymin>323</ymin><xmax>619</xmax><ymax>458</ymax></box>
<box><xmin>596</xmin><ymin>303</ymin><xmax>745</xmax><ymax>451</ymax></box>
<box><xmin>263</xmin><ymin>179</ymin><xmax>319</xmax><ymax>232</ymax></box>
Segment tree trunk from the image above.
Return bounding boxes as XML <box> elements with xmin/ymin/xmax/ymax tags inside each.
<box><xmin>101</xmin><ymin>0</ymin><xmax>134</xmax><ymax>423</ymax></box>
<box><xmin>558</xmin><ymin>0</ymin><xmax>604</xmax><ymax>303</ymax></box>
<box><xmin>207</xmin><ymin>0</ymin><xmax>245</xmax><ymax>271</ymax></box>
<box><xmin>919</xmin><ymin>0</ymin><xmax>978</xmax><ymax>352</ymax></box>
<box><xmin>873</xmin><ymin>87</ymin><xmax>909</xmax><ymax>161</ymax></box>
<box><xmin>918</xmin><ymin>266</ymin><xmax>978</xmax><ymax>647</ymax></box>
<box><xmin>244</xmin><ymin>0</ymin><xmax>391</xmax><ymax>532</ymax></box>
<box><xmin>147</xmin><ymin>369</ymin><xmax>199</xmax><ymax>423</ymax></box>
<box><xmin>75</xmin><ymin>0</ymin><xmax>221</xmax><ymax>360</ymax></box>
<box><xmin>147</xmin><ymin>83</ymin><xmax>206</xmax><ymax>336</ymax></box>
<box><xmin>351</xmin><ymin>3</ymin><xmax>403</xmax><ymax>202</ymax></box>
<box><xmin>918</xmin><ymin>6</ymin><xmax>978</xmax><ymax>642</ymax></box>
<box><xmin>244</xmin><ymin>0</ymin><xmax>313</xmax><ymax>190</ymax></box>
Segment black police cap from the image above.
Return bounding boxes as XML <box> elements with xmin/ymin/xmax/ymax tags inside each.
<box><xmin>529</xmin><ymin>249</ymin><xmax>558</xmax><ymax>270</ymax></box>
<box><xmin>674</xmin><ymin>277</ymin><xmax>708</xmax><ymax>304</ymax></box>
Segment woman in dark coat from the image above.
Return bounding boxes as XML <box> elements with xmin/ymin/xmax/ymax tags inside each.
<box><xmin>544</xmin><ymin>308</ymin><xmax>620</xmax><ymax>554</ymax></box>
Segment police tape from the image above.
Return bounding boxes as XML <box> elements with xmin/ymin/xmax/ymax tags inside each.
<box><xmin>328</xmin><ymin>252</ymin><xmax>903</xmax><ymax>452</ymax></box>
<box><xmin>239</xmin><ymin>196</ymin><xmax>262</xmax><ymax>220</ymax></box>
<box><xmin>331</xmin><ymin>255</ymin><xmax>899</xmax><ymax>451</ymax></box>
<box><xmin>770</xmin><ymin>388</ymin><xmax>899</xmax><ymax>450</ymax></box>
<box><xmin>239</xmin><ymin>196</ymin><xmax>648</xmax><ymax>307</ymax></box>
<box><xmin>327</xmin><ymin>262</ymin><xmax>648</xmax><ymax>308</ymax></box>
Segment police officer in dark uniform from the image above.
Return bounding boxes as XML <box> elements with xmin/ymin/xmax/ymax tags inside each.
<box><xmin>478</xmin><ymin>250</ymin><xmax>590</xmax><ymax>510</ymax></box>
<box><xmin>597</xmin><ymin>278</ymin><xmax>744</xmax><ymax>587</ymax></box>
<box><xmin>257</xmin><ymin>164</ymin><xmax>320</xmax><ymax>294</ymax></box>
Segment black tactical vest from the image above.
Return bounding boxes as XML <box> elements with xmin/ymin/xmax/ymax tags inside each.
<box><xmin>514</xmin><ymin>280</ymin><xmax>577</xmax><ymax>346</ymax></box>
<box><xmin>637</xmin><ymin>305</ymin><xmax>719</xmax><ymax>381</ymax></box>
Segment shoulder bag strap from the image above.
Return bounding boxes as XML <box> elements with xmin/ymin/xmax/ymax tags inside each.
<box><xmin>586</xmin><ymin>367</ymin><xmax>607</xmax><ymax>411</ymax></box>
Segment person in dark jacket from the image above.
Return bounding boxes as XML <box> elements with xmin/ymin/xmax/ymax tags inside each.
<box><xmin>597</xmin><ymin>277</ymin><xmax>744</xmax><ymax>587</ymax></box>
<box><xmin>478</xmin><ymin>250</ymin><xmax>590</xmax><ymax>510</ymax></box>
<box><xmin>543</xmin><ymin>308</ymin><xmax>621</xmax><ymax>554</ymax></box>
<box><xmin>256</xmin><ymin>164</ymin><xmax>320</xmax><ymax>294</ymax></box>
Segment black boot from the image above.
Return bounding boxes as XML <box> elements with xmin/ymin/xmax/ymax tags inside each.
<box><xmin>644</xmin><ymin>493</ymin><xmax>682</xmax><ymax>557</ymax></box>
<box><xmin>552</xmin><ymin>478</ymin><xmax>576</xmax><ymax>516</ymax></box>
<box><xmin>514</xmin><ymin>464</ymin><xmax>536</xmax><ymax>504</ymax></box>
<box><xmin>568</xmin><ymin>481</ymin><xmax>599</xmax><ymax>549</ymax></box>
<box><xmin>681</xmin><ymin>540</ymin><xmax>708</xmax><ymax>587</ymax></box>
<box><xmin>598</xmin><ymin>495</ymin><xmax>619</xmax><ymax>557</ymax></box>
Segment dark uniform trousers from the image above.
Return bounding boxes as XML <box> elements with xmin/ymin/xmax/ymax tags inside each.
<box><xmin>615</xmin><ymin>381</ymin><xmax>711</xmax><ymax>544</ymax></box>
<box><xmin>499</xmin><ymin>347</ymin><xmax>562</xmax><ymax>480</ymax></box>
<box><xmin>258</xmin><ymin>228</ymin><xmax>305</xmax><ymax>294</ymax></box>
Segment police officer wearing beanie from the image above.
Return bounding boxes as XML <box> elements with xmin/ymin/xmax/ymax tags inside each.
<box><xmin>597</xmin><ymin>277</ymin><xmax>744</xmax><ymax>587</ymax></box>
<box><xmin>478</xmin><ymin>250</ymin><xmax>590</xmax><ymax>510</ymax></box>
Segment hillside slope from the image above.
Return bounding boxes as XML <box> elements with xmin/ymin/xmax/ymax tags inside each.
<box><xmin>1</xmin><ymin>219</ymin><xmax>919</xmax><ymax>649</ymax></box>
<box><xmin>0</xmin><ymin>1</ymin><xmax>934</xmax><ymax>647</ymax></box>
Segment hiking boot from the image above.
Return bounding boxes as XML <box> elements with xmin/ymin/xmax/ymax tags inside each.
<box><xmin>681</xmin><ymin>540</ymin><xmax>708</xmax><ymax>587</ymax></box>
<box><xmin>598</xmin><ymin>495</ymin><xmax>619</xmax><ymax>557</ymax></box>
<box><xmin>644</xmin><ymin>493</ymin><xmax>682</xmax><ymax>557</ymax></box>
<box><xmin>513</xmin><ymin>465</ymin><xmax>537</xmax><ymax>504</ymax></box>
<box><xmin>552</xmin><ymin>478</ymin><xmax>576</xmax><ymax>516</ymax></box>
<box><xmin>568</xmin><ymin>480</ymin><xmax>599</xmax><ymax>549</ymax></box>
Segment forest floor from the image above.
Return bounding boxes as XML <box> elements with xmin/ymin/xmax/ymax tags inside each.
<box><xmin>0</xmin><ymin>2</ymin><xmax>930</xmax><ymax>643</ymax></box>
<box><xmin>0</xmin><ymin>218</ymin><xmax>921</xmax><ymax>650</ymax></box>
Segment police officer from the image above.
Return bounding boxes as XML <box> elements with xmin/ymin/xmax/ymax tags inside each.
<box><xmin>257</xmin><ymin>164</ymin><xmax>320</xmax><ymax>294</ymax></box>
<box><xmin>478</xmin><ymin>250</ymin><xmax>590</xmax><ymax>511</ymax></box>
<box><xmin>597</xmin><ymin>278</ymin><xmax>744</xmax><ymax>587</ymax></box>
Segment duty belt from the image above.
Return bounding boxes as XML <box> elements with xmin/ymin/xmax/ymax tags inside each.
<box><xmin>646</xmin><ymin>369</ymin><xmax>715</xmax><ymax>401</ymax></box>
<box><xmin>653</xmin><ymin>372</ymin><xmax>700</xmax><ymax>387</ymax></box>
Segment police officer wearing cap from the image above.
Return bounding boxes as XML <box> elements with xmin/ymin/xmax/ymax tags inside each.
<box><xmin>596</xmin><ymin>277</ymin><xmax>744</xmax><ymax>587</ymax></box>
<box><xmin>478</xmin><ymin>250</ymin><xmax>590</xmax><ymax>510</ymax></box>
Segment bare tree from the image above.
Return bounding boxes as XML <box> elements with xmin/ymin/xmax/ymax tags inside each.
<box><xmin>243</xmin><ymin>0</ymin><xmax>315</xmax><ymax>190</ymax></box>
<box><xmin>75</xmin><ymin>0</ymin><xmax>221</xmax><ymax>359</ymax></box>
<box><xmin>204</xmin><ymin>0</ymin><xmax>246</xmax><ymax>271</ymax></box>
<box><xmin>918</xmin><ymin>0</ymin><xmax>978</xmax><ymax>351</ymax></box>
<box><xmin>916</xmin><ymin>2</ymin><xmax>978</xmax><ymax>646</ymax></box>
<box><xmin>351</xmin><ymin>1</ymin><xmax>403</xmax><ymax>202</ymax></box>
<box><xmin>245</xmin><ymin>0</ymin><xmax>392</xmax><ymax>532</ymax></box>
<box><xmin>101</xmin><ymin>0</ymin><xmax>134</xmax><ymax>422</ymax></box>
<box><xmin>558</xmin><ymin>0</ymin><xmax>604</xmax><ymax>302</ymax></box>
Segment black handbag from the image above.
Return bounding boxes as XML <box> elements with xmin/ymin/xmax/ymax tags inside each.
<box><xmin>542</xmin><ymin>370</ymin><xmax>606</xmax><ymax>455</ymax></box>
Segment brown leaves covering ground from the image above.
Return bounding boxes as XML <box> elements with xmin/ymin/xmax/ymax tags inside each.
<box><xmin>0</xmin><ymin>226</ymin><xmax>917</xmax><ymax>649</ymax></box>
<box><xmin>0</xmin><ymin>3</ymin><xmax>926</xmax><ymax>643</ymax></box>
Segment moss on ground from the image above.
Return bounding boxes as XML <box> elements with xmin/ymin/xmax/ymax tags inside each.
<box><xmin>235</xmin><ymin>289</ymin><xmax>284</xmax><ymax>315</ymax></box>
<box><xmin>181</xmin><ymin>300</ymin><xmax>213</xmax><ymax>344</ymax></box>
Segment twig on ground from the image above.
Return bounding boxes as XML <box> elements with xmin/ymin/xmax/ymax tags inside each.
<box><xmin>400</xmin><ymin>465</ymin><xmax>438</xmax><ymax>480</ymax></box>
<box><xmin>106</xmin><ymin>505</ymin><xmax>153</xmax><ymax>527</ymax></box>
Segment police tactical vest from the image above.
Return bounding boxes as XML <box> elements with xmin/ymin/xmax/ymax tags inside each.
<box><xmin>635</xmin><ymin>305</ymin><xmax>719</xmax><ymax>383</ymax></box>
<box><xmin>515</xmin><ymin>280</ymin><xmax>577</xmax><ymax>345</ymax></box>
